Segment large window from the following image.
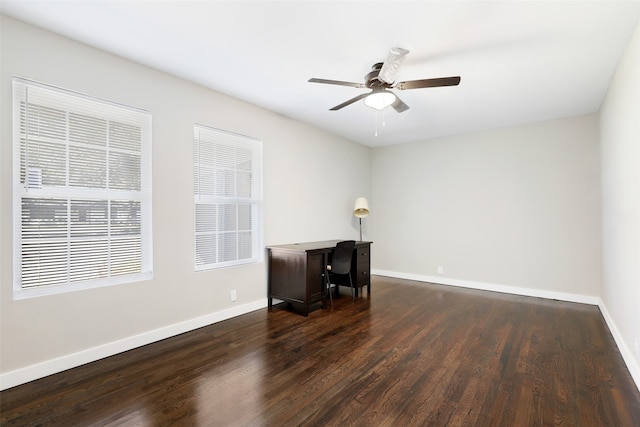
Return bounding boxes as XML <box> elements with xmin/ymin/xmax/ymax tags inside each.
<box><xmin>193</xmin><ymin>124</ymin><xmax>263</xmax><ymax>270</ymax></box>
<box><xmin>13</xmin><ymin>78</ymin><xmax>152</xmax><ymax>299</ymax></box>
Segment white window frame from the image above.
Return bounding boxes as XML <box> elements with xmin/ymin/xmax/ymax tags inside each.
<box><xmin>193</xmin><ymin>124</ymin><xmax>263</xmax><ymax>270</ymax></box>
<box><xmin>12</xmin><ymin>77</ymin><xmax>153</xmax><ymax>299</ymax></box>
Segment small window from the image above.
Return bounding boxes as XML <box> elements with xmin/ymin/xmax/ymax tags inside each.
<box><xmin>13</xmin><ymin>78</ymin><xmax>153</xmax><ymax>299</ymax></box>
<box><xmin>193</xmin><ymin>124</ymin><xmax>263</xmax><ymax>270</ymax></box>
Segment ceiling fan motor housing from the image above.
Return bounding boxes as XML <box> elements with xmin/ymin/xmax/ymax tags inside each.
<box><xmin>365</xmin><ymin>63</ymin><xmax>389</xmax><ymax>89</ymax></box>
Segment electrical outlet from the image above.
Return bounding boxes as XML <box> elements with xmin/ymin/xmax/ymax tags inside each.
<box><xmin>230</xmin><ymin>290</ymin><xmax>237</xmax><ymax>302</ymax></box>
<box><xmin>634</xmin><ymin>337</ymin><xmax>639</xmax><ymax>358</ymax></box>
<box><xmin>437</xmin><ymin>266</ymin><xmax>444</xmax><ymax>274</ymax></box>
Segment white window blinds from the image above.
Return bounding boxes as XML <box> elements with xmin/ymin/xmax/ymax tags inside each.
<box><xmin>194</xmin><ymin>125</ymin><xmax>263</xmax><ymax>270</ymax></box>
<box><xmin>13</xmin><ymin>78</ymin><xmax>152</xmax><ymax>298</ymax></box>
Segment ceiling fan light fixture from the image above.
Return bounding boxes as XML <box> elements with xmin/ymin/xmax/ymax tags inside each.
<box><xmin>364</xmin><ymin>91</ymin><xmax>396</xmax><ymax>110</ymax></box>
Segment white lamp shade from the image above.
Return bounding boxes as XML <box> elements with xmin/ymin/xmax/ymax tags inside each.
<box><xmin>354</xmin><ymin>197</ymin><xmax>370</xmax><ymax>218</ymax></box>
<box><xmin>364</xmin><ymin>91</ymin><xmax>396</xmax><ymax>110</ymax></box>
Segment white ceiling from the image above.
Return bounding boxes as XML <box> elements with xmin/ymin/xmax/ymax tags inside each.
<box><xmin>2</xmin><ymin>1</ymin><xmax>639</xmax><ymax>147</ymax></box>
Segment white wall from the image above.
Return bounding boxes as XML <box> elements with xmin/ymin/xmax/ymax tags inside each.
<box><xmin>0</xmin><ymin>16</ymin><xmax>371</xmax><ymax>388</ymax></box>
<box><xmin>600</xmin><ymin>20</ymin><xmax>640</xmax><ymax>386</ymax></box>
<box><xmin>371</xmin><ymin>115</ymin><xmax>601</xmax><ymax>302</ymax></box>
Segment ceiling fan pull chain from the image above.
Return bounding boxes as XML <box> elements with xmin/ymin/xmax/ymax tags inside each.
<box><xmin>374</xmin><ymin>111</ymin><xmax>379</xmax><ymax>137</ymax></box>
<box><xmin>373</xmin><ymin>111</ymin><xmax>378</xmax><ymax>136</ymax></box>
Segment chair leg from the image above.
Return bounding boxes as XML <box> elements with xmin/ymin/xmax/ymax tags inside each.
<box><xmin>326</xmin><ymin>269</ymin><xmax>333</xmax><ymax>308</ymax></box>
<box><xmin>321</xmin><ymin>271</ymin><xmax>326</xmax><ymax>309</ymax></box>
<box><xmin>349</xmin><ymin>273</ymin><xmax>355</xmax><ymax>301</ymax></box>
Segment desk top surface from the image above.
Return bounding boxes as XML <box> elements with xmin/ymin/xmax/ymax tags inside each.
<box><xmin>267</xmin><ymin>240</ymin><xmax>372</xmax><ymax>252</ymax></box>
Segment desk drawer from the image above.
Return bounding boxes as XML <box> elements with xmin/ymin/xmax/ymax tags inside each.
<box><xmin>355</xmin><ymin>246</ymin><xmax>369</xmax><ymax>263</ymax></box>
<box><xmin>353</xmin><ymin>244</ymin><xmax>370</xmax><ymax>287</ymax></box>
<box><xmin>355</xmin><ymin>263</ymin><xmax>370</xmax><ymax>286</ymax></box>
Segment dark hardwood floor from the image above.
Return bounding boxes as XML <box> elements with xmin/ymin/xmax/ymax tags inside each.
<box><xmin>2</xmin><ymin>276</ymin><xmax>639</xmax><ymax>426</ymax></box>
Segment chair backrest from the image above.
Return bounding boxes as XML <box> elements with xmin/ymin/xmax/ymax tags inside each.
<box><xmin>330</xmin><ymin>240</ymin><xmax>356</xmax><ymax>275</ymax></box>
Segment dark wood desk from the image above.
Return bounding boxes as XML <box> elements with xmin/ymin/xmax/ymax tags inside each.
<box><xmin>267</xmin><ymin>240</ymin><xmax>372</xmax><ymax>316</ymax></box>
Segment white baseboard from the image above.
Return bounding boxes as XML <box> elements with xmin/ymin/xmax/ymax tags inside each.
<box><xmin>0</xmin><ymin>299</ymin><xmax>268</xmax><ymax>391</ymax></box>
<box><xmin>372</xmin><ymin>269</ymin><xmax>639</xmax><ymax>392</ymax></box>
<box><xmin>597</xmin><ymin>300</ymin><xmax>640</xmax><ymax>393</ymax></box>
<box><xmin>372</xmin><ymin>269</ymin><xmax>599</xmax><ymax>305</ymax></box>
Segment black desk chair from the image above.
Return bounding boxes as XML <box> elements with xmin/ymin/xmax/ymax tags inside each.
<box><xmin>325</xmin><ymin>240</ymin><xmax>356</xmax><ymax>307</ymax></box>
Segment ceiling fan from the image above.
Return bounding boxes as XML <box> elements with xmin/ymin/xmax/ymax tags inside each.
<box><xmin>308</xmin><ymin>47</ymin><xmax>461</xmax><ymax>113</ymax></box>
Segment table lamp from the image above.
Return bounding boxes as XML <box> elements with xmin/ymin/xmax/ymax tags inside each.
<box><xmin>353</xmin><ymin>197</ymin><xmax>369</xmax><ymax>241</ymax></box>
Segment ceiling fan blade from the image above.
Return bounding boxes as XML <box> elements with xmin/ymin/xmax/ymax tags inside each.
<box><xmin>329</xmin><ymin>93</ymin><xmax>369</xmax><ymax>111</ymax></box>
<box><xmin>395</xmin><ymin>76</ymin><xmax>461</xmax><ymax>90</ymax></box>
<box><xmin>309</xmin><ymin>78</ymin><xmax>365</xmax><ymax>88</ymax></box>
<box><xmin>391</xmin><ymin>95</ymin><xmax>410</xmax><ymax>113</ymax></box>
<box><xmin>378</xmin><ymin>46</ymin><xmax>410</xmax><ymax>84</ymax></box>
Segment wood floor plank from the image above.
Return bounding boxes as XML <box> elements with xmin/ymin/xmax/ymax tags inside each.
<box><xmin>2</xmin><ymin>276</ymin><xmax>639</xmax><ymax>426</ymax></box>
